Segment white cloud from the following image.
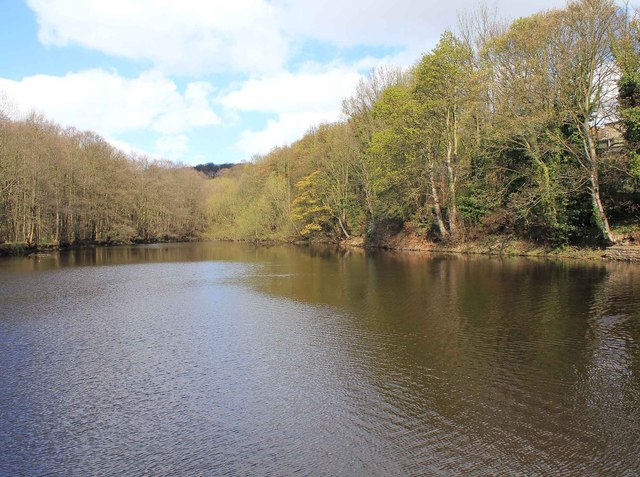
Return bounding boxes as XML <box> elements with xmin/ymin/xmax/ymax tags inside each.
<box><xmin>155</xmin><ymin>134</ymin><xmax>190</xmax><ymax>160</ymax></box>
<box><xmin>26</xmin><ymin>0</ymin><xmax>566</xmax><ymax>77</ymax></box>
<box><xmin>219</xmin><ymin>0</ymin><xmax>566</xmax><ymax>157</ymax></box>
<box><xmin>218</xmin><ymin>64</ymin><xmax>365</xmax><ymax>157</ymax></box>
<box><xmin>274</xmin><ymin>0</ymin><xmax>566</xmax><ymax>48</ymax></box>
<box><xmin>107</xmin><ymin>137</ymin><xmax>158</xmax><ymax>158</ymax></box>
<box><xmin>18</xmin><ymin>0</ymin><xmax>569</xmax><ymax>161</ymax></box>
<box><xmin>153</xmin><ymin>81</ymin><xmax>220</xmax><ymax>134</ymax></box>
<box><xmin>275</xmin><ymin>1</ymin><xmax>449</xmax><ymax>49</ymax></box>
<box><xmin>237</xmin><ymin>111</ymin><xmax>341</xmax><ymax>157</ymax></box>
<box><xmin>218</xmin><ymin>64</ymin><xmax>362</xmax><ymax>114</ymax></box>
<box><xmin>108</xmin><ymin>135</ymin><xmax>191</xmax><ymax>162</ymax></box>
<box><xmin>26</xmin><ymin>0</ymin><xmax>287</xmax><ymax>75</ymax></box>
<box><xmin>0</xmin><ymin>69</ymin><xmax>219</xmax><ymax>137</ymax></box>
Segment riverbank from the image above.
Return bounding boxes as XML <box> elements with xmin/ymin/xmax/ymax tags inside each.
<box><xmin>342</xmin><ymin>231</ymin><xmax>640</xmax><ymax>263</ymax></box>
<box><xmin>343</xmin><ymin>234</ymin><xmax>604</xmax><ymax>260</ymax></box>
<box><xmin>0</xmin><ymin>236</ymin><xmax>200</xmax><ymax>257</ymax></box>
<box><xmin>4</xmin><ymin>233</ymin><xmax>639</xmax><ymax>263</ymax></box>
<box><xmin>204</xmin><ymin>233</ymin><xmax>640</xmax><ymax>263</ymax></box>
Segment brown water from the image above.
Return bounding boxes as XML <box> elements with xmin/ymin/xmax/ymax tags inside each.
<box><xmin>1</xmin><ymin>242</ymin><xmax>639</xmax><ymax>475</ymax></box>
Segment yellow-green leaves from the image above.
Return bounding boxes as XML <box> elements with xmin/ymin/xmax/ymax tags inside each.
<box><xmin>291</xmin><ymin>171</ymin><xmax>331</xmax><ymax>237</ymax></box>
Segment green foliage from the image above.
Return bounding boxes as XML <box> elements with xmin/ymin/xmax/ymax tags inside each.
<box><xmin>619</xmin><ymin>74</ymin><xmax>640</xmax><ymax>150</ymax></box>
<box><xmin>206</xmin><ymin>166</ymin><xmax>294</xmax><ymax>241</ymax></box>
<box><xmin>414</xmin><ymin>31</ymin><xmax>472</xmax><ymax>108</ymax></box>
<box><xmin>458</xmin><ymin>189</ymin><xmax>494</xmax><ymax>224</ymax></box>
<box><xmin>291</xmin><ymin>171</ymin><xmax>331</xmax><ymax>237</ymax></box>
<box><xmin>620</xmin><ymin>106</ymin><xmax>640</xmax><ymax>144</ymax></box>
<box><xmin>632</xmin><ymin>153</ymin><xmax>640</xmax><ymax>179</ymax></box>
<box><xmin>201</xmin><ymin>0</ymin><xmax>638</xmax><ymax>247</ymax></box>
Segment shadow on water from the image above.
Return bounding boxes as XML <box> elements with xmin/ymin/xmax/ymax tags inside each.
<box><xmin>243</xmin><ymin>245</ymin><xmax>640</xmax><ymax>474</ymax></box>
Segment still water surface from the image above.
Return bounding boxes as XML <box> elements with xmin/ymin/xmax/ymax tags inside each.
<box><xmin>1</xmin><ymin>242</ymin><xmax>639</xmax><ymax>475</ymax></box>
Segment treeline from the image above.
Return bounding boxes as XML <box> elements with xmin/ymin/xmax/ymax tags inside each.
<box><xmin>0</xmin><ymin>112</ymin><xmax>208</xmax><ymax>249</ymax></box>
<box><xmin>206</xmin><ymin>0</ymin><xmax>640</xmax><ymax>247</ymax></box>
<box><xmin>194</xmin><ymin>163</ymin><xmax>235</xmax><ymax>178</ymax></box>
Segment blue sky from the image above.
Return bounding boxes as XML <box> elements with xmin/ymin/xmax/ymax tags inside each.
<box><xmin>0</xmin><ymin>0</ymin><xmax>565</xmax><ymax>165</ymax></box>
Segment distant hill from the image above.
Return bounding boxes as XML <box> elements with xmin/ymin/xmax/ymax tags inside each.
<box><xmin>193</xmin><ymin>162</ymin><xmax>235</xmax><ymax>178</ymax></box>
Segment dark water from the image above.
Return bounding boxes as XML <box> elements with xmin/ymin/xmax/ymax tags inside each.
<box><xmin>1</xmin><ymin>243</ymin><xmax>639</xmax><ymax>476</ymax></box>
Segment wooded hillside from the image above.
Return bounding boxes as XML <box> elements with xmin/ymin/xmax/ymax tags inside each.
<box><xmin>3</xmin><ymin>0</ymin><xmax>640</xmax><ymax>253</ymax></box>
<box><xmin>205</xmin><ymin>0</ymin><xmax>640</xmax><ymax>247</ymax></box>
<box><xmin>0</xmin><ymin>112</ymin><xmax>208</xmax><ymax>249</ymax></box>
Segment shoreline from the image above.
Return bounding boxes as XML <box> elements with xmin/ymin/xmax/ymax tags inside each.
<box><xmin>342</xmin><ymin>236</ymin><xmax>609</xmax><ymax>261</ymax></box>
<box><xmin>342</xmin><ymin>234</ymin><xmax>640</xmax><ymax>263</ymax></box>
<box><xmin>0</xmin><ymin>237</ymin><xmax>200</xmax><ymax>257</ymax></box>
<box><xmin>2</xmin><ymin>235</ymin><xmax>639</xmax><ymax>264</ymax></box>
<box><xmin>204</xmin><ymin>233</ymin><xmax>640</xmax><ymax>263</ymax></box>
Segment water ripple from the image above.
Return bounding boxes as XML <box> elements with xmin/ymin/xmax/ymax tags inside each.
<box><xmin>1</xmin><ymin>243</ymin><xmax>639</xmax><ymax>475</ymax></box>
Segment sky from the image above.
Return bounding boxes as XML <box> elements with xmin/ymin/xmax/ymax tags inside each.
<box><xmin>0</xmin><ymin>0</ymin><xmax>566</xmax><ymax>165</ymax></box>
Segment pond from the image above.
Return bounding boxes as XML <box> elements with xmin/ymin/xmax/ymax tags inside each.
<box><xmin>1</xmin><ymin>242</ymin><xmax>639</xmax><ymax>475</ymax></box>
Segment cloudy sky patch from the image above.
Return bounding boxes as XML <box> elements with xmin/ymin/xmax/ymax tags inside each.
<box><xmin>0</xmin><ymin>0</ymin><xmax>565</xmax><ymax>164</ymax></box>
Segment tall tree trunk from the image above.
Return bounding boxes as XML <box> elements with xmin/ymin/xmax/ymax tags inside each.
<box><xmin>429</xmin><ymin>165</ymin><xmax>449</xmax><ymax>240</ymax></box>
<box><xmin>359</xmin><ymin>159</ymin><xmax>376</xmax><ymax>236</ymax></box>
<box><xmin>589</xmin><ymin>168</ymin><xmax>613</xmax><ymax>244</ymax></box>
<box><xmin>445</xmin><ymin>148</ymin><xmax>458</xmax><ymax>236</ymax></box>
<box><xmin>583</xmin><ymin>121</ymin><xmax>614</xmax><ymax>244</ymax></box>
<box><xmin>337</xmin><ymin>212</ymin><xmax>350</xmax><ymax>239</ymax></box>
<box><xmin>446</xmin><ymin>110</ymin><xmax>459</xmax><ymax>236</ymax></box>
<box><xmin>527</xmin><ymin>138</ymin><xmax>558</xmax><ymax>225</ymax></box>
<box><xmin>55</xmin><ymin>208</ymin><xmax>60</xmax><ymax>245</ymax></box>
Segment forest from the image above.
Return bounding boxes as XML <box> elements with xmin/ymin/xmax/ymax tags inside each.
<box><xmin>2</xmin><ymin>0</ymin><xmax>640</xmax><ymax>254</ymax></box>
<box><xmin>205</xmin><ymin>0</ymin><xmax>640</xmax><ymax>249</ymax></box>
<box><xmin>0</xmin><ymin>112</ymin><xmax>208</xmax><ymax>252</ymax></box>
